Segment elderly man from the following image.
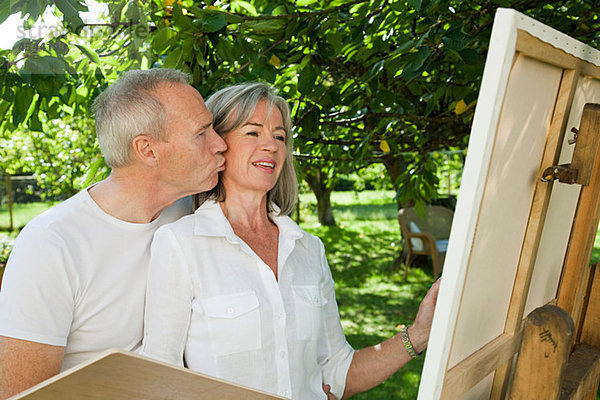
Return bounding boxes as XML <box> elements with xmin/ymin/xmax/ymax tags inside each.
<box><xmin>0</xmin><ymin>68</ymin><xmax>226</xmax><ymax>398</ymax></box>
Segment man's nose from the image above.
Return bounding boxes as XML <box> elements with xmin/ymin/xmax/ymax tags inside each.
<box><xmin>210</xmin><ymin>129</ymin><xmax>227</xmax><ymax>153</ymax></box>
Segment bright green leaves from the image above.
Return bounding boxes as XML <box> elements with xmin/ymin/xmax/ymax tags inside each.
<box><xmin>75</xmin><ymin>44</ymin><xmax>101</xmax><ymax>64</ymax></box>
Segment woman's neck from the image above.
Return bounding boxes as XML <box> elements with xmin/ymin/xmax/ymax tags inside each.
<box><xmin>219</xmin><ymin>190</ymin><xmax>271</xmax><ymax>231</ymax></box>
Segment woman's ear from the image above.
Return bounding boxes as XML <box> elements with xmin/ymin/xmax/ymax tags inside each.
<box><xmin>132</xmin><ymin>134</ymin><xmax>158</xmax><ymax>167</ymax></box>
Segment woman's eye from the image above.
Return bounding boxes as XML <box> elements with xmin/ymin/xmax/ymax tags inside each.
<box><xmin>246</xmin><ymin>131</ymin><xmax>258</xmax><ymax>136</ymax></box>
<box><xmin>275</xmin><ymin>135</ymin><xmax>285</xmax><ymax>142</ymax></box>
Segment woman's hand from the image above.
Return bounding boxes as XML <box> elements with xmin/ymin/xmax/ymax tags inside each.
<box><xmin>407</xmin><ymin>278</ymin><xmax>441</xmax><ymax>354</ymax></box>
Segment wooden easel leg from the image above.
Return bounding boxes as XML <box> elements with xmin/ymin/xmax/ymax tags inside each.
<box><xmin>508</xmin><ymin>305</ymin><xmax>574</xmax><ymax>400</ymax></box>
<box><xmin>557</xmin><ymin>104</ymin><xmax>600</xmax><ymax>332</ymax></box>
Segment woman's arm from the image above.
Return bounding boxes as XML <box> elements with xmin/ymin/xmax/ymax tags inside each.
<box><xmin>342</xmin><ymin>279</ymin><xmax>440</xmax><ymax>398</ymax></box>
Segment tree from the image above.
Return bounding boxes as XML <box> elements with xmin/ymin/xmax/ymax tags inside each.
<box><xmin>1</xmin><ymin>0</ymin><xmax>599</xmax><ymax>222</ymax></box>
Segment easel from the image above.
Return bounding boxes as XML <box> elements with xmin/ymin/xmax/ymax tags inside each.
<box><xmin>505</xmin><ymin>103</ymin><xmax>600</xmax><ymax>398</ymax></box>
<box><xmin>506</xmin><ymin>101</ymin><xmax>600</xmax><ymax>399</ymax></box>
<box><xmin>438</xmin><ymin>101</ymin><xmax>600</xmax><ymax>400</ymax></box>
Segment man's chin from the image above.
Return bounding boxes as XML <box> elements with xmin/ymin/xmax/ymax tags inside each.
<box><xmin>198</xmin><ymin>176</ymin><xmax>220</xmax><ymax>192</ymax></box>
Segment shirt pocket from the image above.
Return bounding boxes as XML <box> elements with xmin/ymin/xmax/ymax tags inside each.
<box><xmin>200</xmin><ymin>291</ymin><xmax>261</xmax><ymax>357</ymax></box>
<box><xmin>292</xmin><ymin>285</ymin><xmax>327</xmax><ymax>340</ymax></box>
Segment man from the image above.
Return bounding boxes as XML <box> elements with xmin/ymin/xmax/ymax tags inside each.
<box><xmin>0</xmin><ymin>68</ymin><xmax>226</xmax><ymax>398</ymax></box>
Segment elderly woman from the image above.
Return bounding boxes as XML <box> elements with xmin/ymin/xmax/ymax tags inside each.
<box><xmin>141</xmin><ymin>82</ymin><xmax>439</xmax><ymax>399</ymax></box>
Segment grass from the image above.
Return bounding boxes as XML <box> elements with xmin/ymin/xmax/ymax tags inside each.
<box><xmin>2</xmin><ymin>192</ymin><xmax>600</xmax><ymax>399</ymax></box>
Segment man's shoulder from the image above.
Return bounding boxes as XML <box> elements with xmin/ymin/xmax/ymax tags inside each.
<box><xmin>26</xmin><ymin>191</ymin><xmax>89</xmax><ymax>229</ymax></box>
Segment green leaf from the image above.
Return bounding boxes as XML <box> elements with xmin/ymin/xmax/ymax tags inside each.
<box><xmin>231</xmin><ymin>0</ymin><xmax>257</xmax><ymax>15</ymax></box>
<box><xmin>13</xmin><ymin>85</ymin><xmax>34</xmax><ymax>126</ymax></box>
<box><xmin>162</xmin><ymin>46</ymin><xmax>184</xmax><ymax>69</ymax></box>
<box><xmin>442</xmin><ymin>32</ymin><xmax>473</xmax><ymax>51</ymax></box>
<box><xmin>298</xmin><ymin>62</ymin><xmax>317</xmax><ymax>95</ymax></box>
<box><xmin>0</xmin><ymin>0</ymin><xmax>11</xmax><ymax>26</ymax></box>
<box><xmin>28</xmin><ymin>110</ymin><xmax>43</xmax><ymax>131</ymax></box>
<box><xmin>407</xmin><ymin>0</ymin><xmax>422</xmax><ymax>11</ymax></box>
<box><xmin>243</xmin><ymin>19</ymin><xmax>286</xmax><ymax>34</ymax></box>
<box><xmin>172</xmin><ymin>3</ymin><xmax>195</xmax><ymax>32</ymax></box>
<box><xmin>198</xmin><ymin>13</ymin><xmax>227</xmax><ymax>33</ymax></box>
<box><xmin>214</xmin><ymin>37</ymin><xmax>235</xmax><ymax>61</ymax></box>
<box><xmin>75</xmin><ymin>44</ymin><xmax>101</xmax><ymax>64</ymax></box>
<box><xmin>124</xmin><ymin>0</ymin><xmax>140</xmax><ymax>21</ymax></box>
<box><xmin>54</xmin><ymin>0</ymin><xmax>87</xmax><ymax>32</ymax></box>
<box><xmin>82</xmin><ymin>155</ymin><xmax>105</xmax><ymax>187</ymax></box>
<box><xmin>152</xmin><ymin>27</ymin><xmax>177</xmax><ymax>54</ymax></box>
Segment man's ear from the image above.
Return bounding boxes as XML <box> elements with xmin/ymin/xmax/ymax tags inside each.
<box><xmin>132</xmin><ymin>135</ymin><xmax>159</xmax><ymax>167</ymax></box>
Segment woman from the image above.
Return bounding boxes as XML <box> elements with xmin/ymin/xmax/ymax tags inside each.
<box><xmin>141</xmin><ymin>82</ymin><xmax>439</xmax><ymax>399</ymax></box>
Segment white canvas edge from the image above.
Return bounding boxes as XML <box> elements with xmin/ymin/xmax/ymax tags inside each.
<box><xmin>417</xmin><ymin>8</ymin><xmax>520</xmax><ymax>399</ymax></box>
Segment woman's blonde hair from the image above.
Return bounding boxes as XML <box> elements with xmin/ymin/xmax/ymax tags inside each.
<box><xmin>197</xmin><ymin>82</ymin><xmax>297</xmax><ymax>215</ymax></box>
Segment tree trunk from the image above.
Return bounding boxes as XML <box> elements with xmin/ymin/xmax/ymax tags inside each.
<box><xmin>304</xmin><ymin>170</ymin><xmax>336</xmax><ymax>226</ymax></box>
<box><xmin>382</xmin><ymin>154</ymin><xmax>411</xmax><ymax>209</ymax></box>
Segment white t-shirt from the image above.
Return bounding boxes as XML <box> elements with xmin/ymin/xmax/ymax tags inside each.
<box><xmin>0</xmin><ymin>188</ymin><xmax>190</xmax><ymax>371</ymax></box>
<box><xmin>141</xmin><ymin>200</ymin><xmax>354</xmax><ymax>400</ymax></box>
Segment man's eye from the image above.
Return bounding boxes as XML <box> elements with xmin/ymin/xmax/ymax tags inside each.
<box><xmin>246</xmin><ymin>131</ymin><xmax>258</xmax><ymax>136</ymax></box>
<box><xmin>275</xmin><ymin>135</ymin><xmax>285</xmax><ymax>142</ymax></box>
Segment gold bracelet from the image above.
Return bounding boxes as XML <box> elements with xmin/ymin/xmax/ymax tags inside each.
<box><xmin>398</xmin><ymin>324</ymin><xmax>419</xmax><ymax>359</ymax></box>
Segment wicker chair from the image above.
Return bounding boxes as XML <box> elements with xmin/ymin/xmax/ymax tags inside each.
<box><xmin>398</xmin><ymin>206</ymin><xmax>454</xmax><ymax>279</ymax></box>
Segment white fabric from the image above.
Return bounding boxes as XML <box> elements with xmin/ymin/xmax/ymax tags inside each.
<box><xmin>142</xmin><ymin>200</ymin><xmax>354</xmax><ymax>400</ymax></box>
<box><xmin>0</xmin><ymin>188</ymin><xmax>190</xmax><ymax>371</ymax></box>
<box><xmin>409</xmin><ymin>221</ymin><xmax>423</xmax><ymax>250</ymax></box>
<box><xmin>408</xmin><ymin>222</ymin><xmax>448</xmax><ymax>252</ymax></box>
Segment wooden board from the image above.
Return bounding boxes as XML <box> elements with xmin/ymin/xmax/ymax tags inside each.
<box><xmin>418</xmin><ymin>8</ymin><xmax>600</xmax><ymax>400</ymax></box>
<box><xmin>10</xmin><ymin>349</ymin><xmax>285</xmax><ymax>400</ymax></box>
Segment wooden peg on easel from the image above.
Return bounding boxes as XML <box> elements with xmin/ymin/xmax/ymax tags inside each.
<box><xmin>509</xmin><ymin>305</ymin><xmax>574</xmax><ymax>400</ymax></box>
<box><xmin>541</xmin><ymin>103</ymin><xmax>600</xmax><ymax>185</ymax></box>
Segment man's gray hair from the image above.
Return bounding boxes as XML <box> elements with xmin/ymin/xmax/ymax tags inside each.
<box><xmin>199</xmin><ymin>82</ymin><xmax>298</xmax><ymax>216</ymax></box>
<box><xmin>91</xmin><ymin>68</ymin><xmax>191</xmax><ymax>167</ymax></box>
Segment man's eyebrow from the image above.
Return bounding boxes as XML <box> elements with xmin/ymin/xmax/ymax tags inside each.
<box><xmin>198</xmin><ymin>121</ymin><xmax>212</xmax><ymax>130</ymax></box>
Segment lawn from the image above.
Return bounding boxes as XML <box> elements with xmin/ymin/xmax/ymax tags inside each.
<box><xmin>1</xmin><ymin>192</ymin><xmax>600</xmax><ymax>399</ymax></box>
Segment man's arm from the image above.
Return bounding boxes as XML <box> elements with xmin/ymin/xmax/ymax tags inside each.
<box><xmin>342</xmin><ymin>279</ymin><xmax>440</xmax><ymax>398</ymax></box>
<box><xmin>0</xmin><ymin>336</ymin><xmax>64</xmax><ymax>399</ymax></box>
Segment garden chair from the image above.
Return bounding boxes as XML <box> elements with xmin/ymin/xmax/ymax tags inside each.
<box><xmin>398</xmin><ymin>206</ymin><xmax>454</xmax><ymax>279</ymax></box>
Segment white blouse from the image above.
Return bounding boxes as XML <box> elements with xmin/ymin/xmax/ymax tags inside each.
<box><xmin>141</xmin><ymin>200</ymin><xmax>354</xmax><ymax>400</ymax></box>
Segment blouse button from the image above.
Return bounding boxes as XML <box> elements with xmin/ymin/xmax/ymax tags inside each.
<box><xmin>227</xmin><ymin>307</ymin><xmax>235</xmax><ymax>314</ymax></box>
